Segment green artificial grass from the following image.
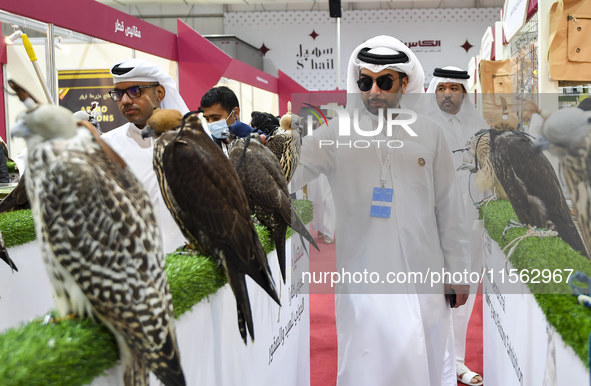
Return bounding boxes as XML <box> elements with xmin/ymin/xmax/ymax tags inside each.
<box><xmin>480</xmin><ymin>200</ymin><xmax>591</xmax><ymax>367</ymax></box>
<box><xmin>0</xmin><ymin>199</ymin><xmax>313</xmax><ymax>386</ymax></box>
<box><xmin>0</xmin><ymin>314</ymin><xmax>118</xmax><ymax>385</ymax></box>
<box><xmin>0</xmin><ymin>210</ymin><xmax>36</xmax><ymax>248</ymax></box>
<box><xmin>6</xmin><ymin>161</ymin><xmax>18</xmax><ymax>175</ymax></box>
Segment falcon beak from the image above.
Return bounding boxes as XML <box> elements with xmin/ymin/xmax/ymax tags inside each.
<box><xmin>532</xmin><ymin>136</ymin><xmax>550</xmax><ymax>153</ymax></box>
<box><xmin>11</xmin><ymin>117</ymin><xmax>32</xmax><ymax>139</ymax></box>
<box><xmin>141</xmin><ymin>125</ymin><xmax>156</xmax><ymax>139</ymax></box>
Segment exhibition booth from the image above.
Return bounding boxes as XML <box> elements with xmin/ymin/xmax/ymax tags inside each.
<box><xmin>3</xmin><ymin>0</ymin><xmax>591</xmax><ymax>384</ymax></box>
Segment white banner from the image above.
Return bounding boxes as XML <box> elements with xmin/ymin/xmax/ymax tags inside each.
<box><xmin>225</xmin><ymin>8</ymin><xmax>500</xmax><ymax>90</ymax></box>
<box><xmin>482</xmin><ymin>232</ymin><xmax>588</xmax><ymax>385</ymax></box>
<box><xmin>503</xmin><ymin>0</ymin><xmax>530</xmax><ymax>42</ymax></box>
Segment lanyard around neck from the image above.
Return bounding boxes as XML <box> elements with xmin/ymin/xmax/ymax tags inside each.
<box><xmin>366</xmin><ymin>113</ymin><xmax>396</xmax><ymax>189</ymax></box>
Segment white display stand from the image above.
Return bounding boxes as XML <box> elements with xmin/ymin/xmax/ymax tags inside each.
<box><xmin>0</xmin><ymin>237</ymin><xmax>310</xmax><ymax>386</ymax></box>
<box><xmin>482</xmin><ymin>232</ymin><xmax>589</xmax><ymax>385</ymax></box>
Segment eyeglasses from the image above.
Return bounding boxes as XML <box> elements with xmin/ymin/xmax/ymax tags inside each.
<box><xmin>357</xmin><ymin>76</ymin><xmax>399</xmax><ymax>92</ymax></box>
<box><xmin>108</xmin><ymin>84</ymin><xmax>160</xmax><ymax>102</ymax></box>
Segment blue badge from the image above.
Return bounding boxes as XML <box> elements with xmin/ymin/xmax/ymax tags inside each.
<box><xmin>371</xmin><ymin>187</ymin><xmax>393</xmax><ymax>218</ymax></box>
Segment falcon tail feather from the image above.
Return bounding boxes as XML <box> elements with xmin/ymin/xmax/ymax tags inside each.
<box><xmin>0</xmin><ymin>247</ymin><xmax>17</xmax><ymax>272</ymax></box>
<box><xmin>290</xmin><ymin>205</ymin><xmax>320</xmax><ymax>252</ymax></box>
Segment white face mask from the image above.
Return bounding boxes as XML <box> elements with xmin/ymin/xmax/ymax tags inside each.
<box><xmin>208</xmin><ymin>111</ymin><xmax>233</xmax><ymax>139</ymax></box>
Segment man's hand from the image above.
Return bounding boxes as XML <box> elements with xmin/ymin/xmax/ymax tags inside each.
<box><xmin>444</xmin><ymin>283</ymin><xmax>469</xmax><ymax>308</ymax></box>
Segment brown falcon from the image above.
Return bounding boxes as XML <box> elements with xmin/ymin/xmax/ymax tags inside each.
<box><xmin>141</xmin><ymin>109</ymin><xmax>280</xmax><ymax>344</ymax></box>
<box><xmin>265</xmin><ymin>102</ymin><xmax>302</xmax><ymax>184</ymax></box>
<box><xmin>488</xmin><ymin>105</ymin><xmax>588</xmax><ymax>257</ymax></box>
<box><xmin>535</xmin><ymin>107</ymin><xmax>591</xmax><ymax>258</ymax></box>
<box><xmin>227</xmin><ymin>133</ymin><xmax>319</xmax><ymax>284</ymax></box>
<box><xmin>10</xmin><ymin>80</ymin><xmax>185</xmax><ymax>386</ymax></box>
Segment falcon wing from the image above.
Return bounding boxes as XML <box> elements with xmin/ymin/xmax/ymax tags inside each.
<box><xmin>159</xmin><ymin>128</ymin><xmax>257</xmax><ymax>261</ymax></box>
<box><xmin>231</xmin><ymin>139</ymin><xmax>292</xmax><ymax>222</ymax></box>
<box><xmin>266</xmin><ymin>130</ymin><xmax>287</xmax><ymax>162</ymax></box>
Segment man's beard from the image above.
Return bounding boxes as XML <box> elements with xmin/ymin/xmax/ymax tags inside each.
<box><xmin>363</xmin><ymin>87</ymin><xmax>403</xmax><ymax>116</ymax></box>
<box><xmin>438</xmin><ymin>97</ymin><xmax>460</xmax><ymax>114</ymax></box>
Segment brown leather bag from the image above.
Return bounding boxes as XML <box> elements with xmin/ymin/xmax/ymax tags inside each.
<box><xmin>549</xmin><ymin>0</ymin><xmax>591</xmax><ymax>81</ymax></box>
<box><xmin>480</xmin><ymin>59</ymin><xmax>512</xmax><ymax>119</ymax></box>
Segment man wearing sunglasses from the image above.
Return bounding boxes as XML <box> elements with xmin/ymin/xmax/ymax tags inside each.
<box><xmin>426</xmin><ymin>67</ymin><xmax>488</xmax><ymax>386</ymax></box>
<box><xmin>291</xmin><ymin>36</ymin><xmax>471</xmax><ymax>386</ymax></box>
<box><xmin>101</xmin><ymin>58</ymin><xmax>192</xmax><ymax>254</ymax></box>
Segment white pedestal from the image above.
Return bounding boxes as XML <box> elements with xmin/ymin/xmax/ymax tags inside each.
<box><xmin>482</xmin><ymin>232</ymin><xmax>589</xmax><ymax>385</ymax></box>
<box><xmin>0</xmin><ymin>237</ymin><xmax>310</xmax><ymax>386</ymax></box>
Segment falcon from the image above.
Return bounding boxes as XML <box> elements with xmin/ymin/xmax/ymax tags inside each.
<box><xmin>227</xmin><ymin>133</ymin><xmax>319</xmax><ymax>283</ymax></box>
<box><xmin>9</xmin><ymin>80</ymin><xmax>185</xmax><ymax>386</ymax></box>
<box><xmin>488</xmin><ymin>104</ymin><xmax>588</xmax><ymax>257</ymax></box>
<box><xmin>535</xmin><ymin>107</ymin><xmax>591</xmax><ymax>258</ymax></box>
<box><xmin>141</xmin><ymin>109</ymin><xmax>280</xmax><ymax>344</ymax></box>
<box><xmin>265</xmin><ymin>102</ymin><xmax>302</xmax><ymax>184</ymax></box>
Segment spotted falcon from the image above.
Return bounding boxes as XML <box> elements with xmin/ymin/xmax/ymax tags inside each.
<box><xmin>228</xmin><ymin>133</ymin><xmax>319</xmax><ymax>284</ymax></box>
<box><xmin>265</xmin><ymin>103</ymin><xmax>302</xmax><ymax>185</ymax></box>
<box><xmin>9</xmin><ymin>80</ymin><xmax>185</xmax><ymax>386</ymax></box>
<box><xmin>142</xmin><ymin>109</ymin><xmax>280</xmax><ymax>344</ymax></box>
<box><xmin>535</xmin><ymin>107</ymin><xmax>591</xmax><ymax>258</ymax></box>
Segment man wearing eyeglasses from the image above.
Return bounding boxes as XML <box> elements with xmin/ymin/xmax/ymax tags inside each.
<box><xmin>291</xmin><ymin>36</ymin><xmax>471</xmax><ymax>385</ymax></box>
<box><xmin>101</xmin><ymin>58</ymin><xmax>190</xmax><ymax>254</ymax></box>
<box><xmin>425</xmin><ymin>67</ymin><xmax>488</xmax><ymax>386</ymax></box>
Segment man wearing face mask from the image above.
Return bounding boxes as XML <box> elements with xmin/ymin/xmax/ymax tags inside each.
<box><xmin>101</xmin><ymin>58</ymin><xmax>193</xmax><ymax>254</ymax></box>
<box><xmin>200</xmin><ymin>86</ymin><xmax>253</xmax><ymax>151</ymax></box>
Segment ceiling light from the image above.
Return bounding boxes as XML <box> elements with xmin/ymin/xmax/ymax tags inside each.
<box><xmin>55</xmin><ymin>37</ymin><xmax>69</xmax><ymax>54</ymax></box>
<box><xmin>5</xmin><ymin>29</ymin><xmax>23</xmax><ymax>45</ymax></box>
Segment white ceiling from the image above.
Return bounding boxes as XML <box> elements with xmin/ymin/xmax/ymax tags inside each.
<box><xmin>97</xmin><ymin>0</ymin><xmax>504</xmax><ymax>13</ymax></box>
<box><xmin>93</xmin><ymin>0</ymin><xmax>504</xmax><ymax>36</ymax></box>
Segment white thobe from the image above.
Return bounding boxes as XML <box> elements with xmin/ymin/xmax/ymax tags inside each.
<box><xmin>308</xmin><ymin>174</ymin><xmax>336</xmax><ymax>239</ymax></box>
<box><xmin>292</xmin><ymin>113</ymin><xmax>470</xmax><ymax>386</ymax></box>
<box><xmin>426</xmin><ymin>107</ymin><xmax>488</xmax><ymax>372</ymax></box>
<box><xmin>101</xmin><ymin>123</ymin><xmax>187</xmax><ymax>254</ymax></box>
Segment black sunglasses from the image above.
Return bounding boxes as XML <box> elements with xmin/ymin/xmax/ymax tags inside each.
<box><xmin>109</xmin><ymin>84</ymin><xmax>160</xmax><ymax>102</ymax></box>
<box><xmin>357</xmin><ymin>75</ymin><xmax>399</xmax><ymax>92</ymax></box>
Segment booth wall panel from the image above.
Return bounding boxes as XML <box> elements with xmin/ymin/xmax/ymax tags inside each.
<box><xmin>177</xmin><ymin>20</ymin><xmax>232</xmax><ymax>111</ymax></box>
